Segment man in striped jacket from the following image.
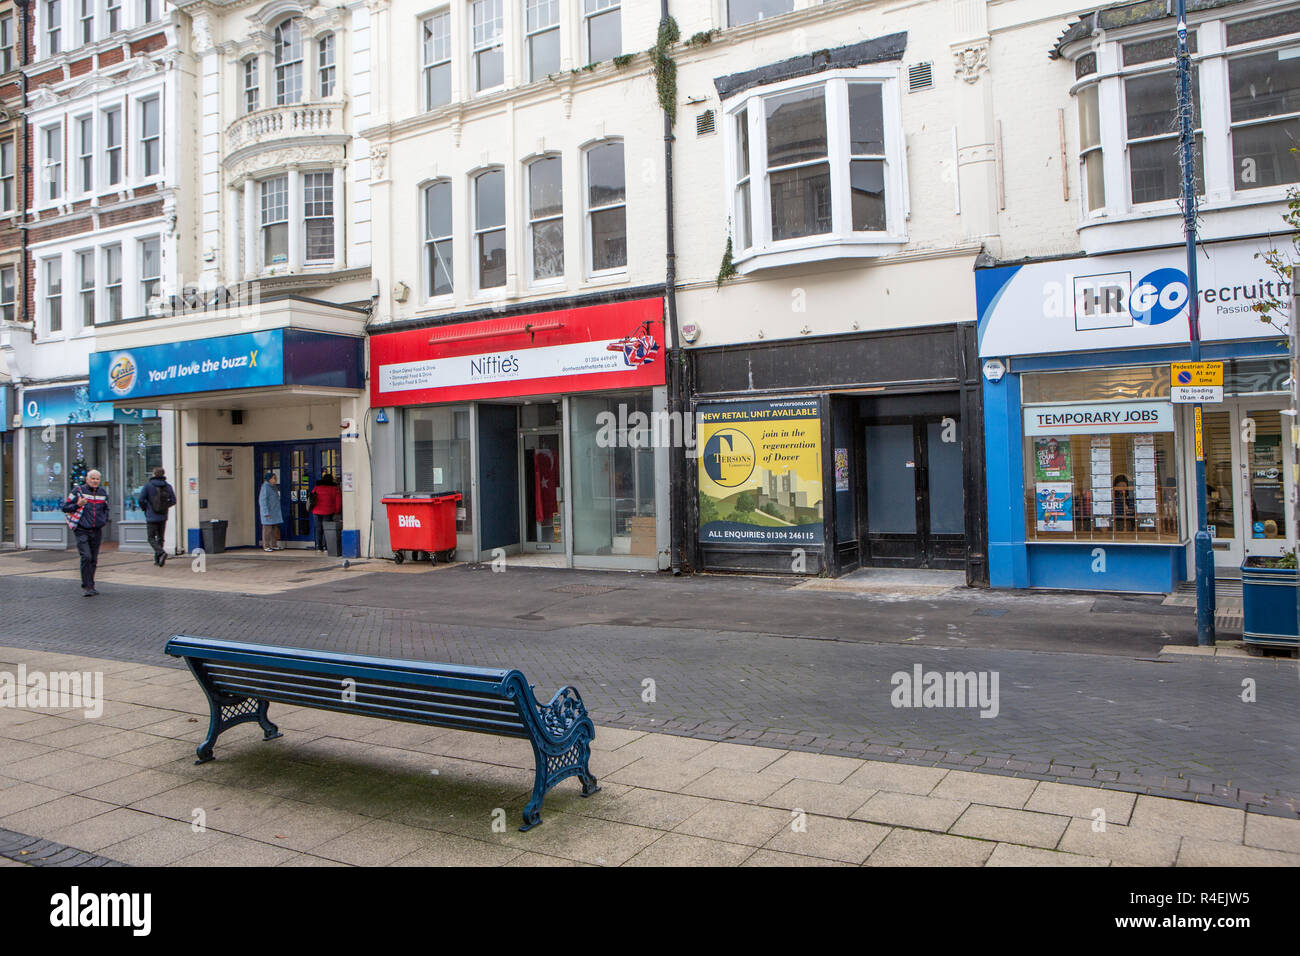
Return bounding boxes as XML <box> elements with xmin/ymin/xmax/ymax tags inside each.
<box><xmin>62</xmin><ymin>469</ymin><xmax>110</xmax><ymax>596</ymax></box>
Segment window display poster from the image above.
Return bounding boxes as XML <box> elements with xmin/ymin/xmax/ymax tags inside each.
<box><xmin>698</xmin><ymin>397</ymin><xmax>824</xmax><ymax>547</ymax></box>
<box><xmin>1034</xmin><ymin>437</ymin><xmax>1071</xmax><ymax>480</ymax></box>
<box><xmin>834</xmin><ymin>448</ymin><xmax>849</xmax><ymax>492</ymax></box>
<box><xmin>216</xmin><ymin>448</ymin><xmax>234</xmax><ymax>479</ymax></box>
<box><xmin>1036</xmin><ymin>482</ymin><xmax>1074</xmax><ymax>532</ymax></box>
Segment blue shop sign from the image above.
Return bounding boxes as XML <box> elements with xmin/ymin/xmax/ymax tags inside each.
<box><xmin>0</xmin><ymin>384</ymin><xmax>9</xmax><ymax>432</ymax></box>
<box><xmin>89</xmin><ymin>329</ymin><xmax>363</xmax><ymax>402</ymax></box>
<box><xmin>21</xmin><ymin>385</ymin><xmax>158</xmax><ymax>427</ymax></box>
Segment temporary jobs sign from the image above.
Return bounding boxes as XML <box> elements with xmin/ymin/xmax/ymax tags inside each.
<box><xmin>1023</xmin><ymin>401</ymin><xmax>1174</xmax><ymax>435</ymax></box>
<box><xmin>370</xmin><ymin>298</ymin><xmax>665</xmax><ymax>406</ymax></box>
<box><xmin>977</xmin><ymin>238</ymin><xmax>1288</xmax><ymax>358</ymax></box>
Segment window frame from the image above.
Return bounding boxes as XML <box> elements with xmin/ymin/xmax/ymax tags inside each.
<box><xmin>525</xmin><ymin>0</ymin><xmax>561</xmax><ymax>83</ymax></box>
<box><xmin>138</xmin><ymin>95</ymin><xmax>161</xmax><ymax>180</ymax></box>
<box><xmin>470</xmin><ymin>0</ymin><xmax>505</xmax><ymax>94</ymax></box>
<box><xmin>102</xmin><ymin>104</ymin><xmax>123</xmax><ymax>188</ymax></box>
<box><xmin>526</xmin><ymin>154</ymin><xmax>564</xmax><ymax>285</ymax></box>
<box><xmin>79</xmin><ymin>0</ymin><xmax>94</xmax><ymax>44</ymax></box>
<box><xmin>273</xmin><ymin>18</ymin><xmax>304</xmax><ymax>106</ymax></box>
<box><xmin>139</xmin><ymin>235</ymin><xmax>161</xmax><ymax>310</ymax></box>
<box><xmin>76</xmin><ymin>113</ymin><xmax>95</xmax><ymax>195</ymax></box>
<box><xmin>44</xmin><ymin>0</ymin><xmax>61</xmax><ymax>58</ymax></box>
<box><xmin>583</xmin><ymin>140</ymin><xmax>626</xmax><ymax>277</ymax></box>
<box><xmin>0</xmin><ymin>15</ymin><xmax>14</xmax><ymax>73</ymax></box>
<box><xmin>260</xmin><ymin>174</ymin><xmax>290</xmax><ymax>270</ymax></box>
<box><xmin>472</xmin><ymin>167</ymin><xmax>507</xmax><ymax>292</ymax></box>
<box><xmin>317</xmin><ymin>32</ymin><xmax>336</xmax><ymax>99</ymax></box>
<box><xmin>421</xmin><ymin>178</ymin><xmax>454</xmax><ymax>300</ymax></box>
<box><xmin>42</xmin><ymin>256</ymin><xmax>63</xmax><ymax>337</ymax></box>
<box><xmin>105</xmin><ymin>0</ymin><xmax>121</xmax><ymax>33</ymax></box>
<box><xmin>0</xmin><ymin>139</ymin><xmax>14</xmax><ymax>214</ymax></box>
<box><xmin>243</xmin><ymin>56</ymin><xmax>260</xmax><ymax>114</ymax></box>
<box><xmin>421</xmin><ymin>9</ymin><xmax>452</xmax><ymax>111</ymax></box>
<box><xmin>103</xmin><ymin>243</ymin><xmax>122</xmax><ymax>324</ymax></box>
<box><xmin>41</xmin><ymin>123</ymin><xmax>63</xmax><ymax>205</ymax></box>
<box><xmin>301</xmin><ymin>171</ymin><xmax>335</xmax><ymax>263</ymax></box>
<box><xmin>0</xmin><ymin>265</ymin><xmax>15</xmax><ymax>323</ymax></box>
<box><xmin>727</xmin><ymin>0</ymin><xmax>794</xmax><ymax>29</ymax></box>
<box><xmin>724</xmin><ymin>67</ymin><xmax>909</xmax><ymax>273</ymax></box>
<box><xmin>583</xmin><ymin>0</ymin><xmax>620</xmax><ymax>65</ymax></box>
<box><xmin>1069</xmin><ymin>15</ymin><xmax>1300</xmax><ymax>225</ymax></box>
<box><xmin>77</xmin><ymin>248</ymin><xmax>95</xmax><ymax>329</ymax></box>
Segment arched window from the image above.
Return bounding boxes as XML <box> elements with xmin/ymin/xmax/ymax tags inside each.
<box><xmin>527</xmin><ymin>156</ymin><xmax>563</xmax><ymax>282</ymax></box>
<box><xmin>473</xmin><ymin>168</ymin><xmax>506</xmax><ymax>290</ymax></box>
<box><xmin>273</xmin><ymin>19</ymin><xmax>303</xmax><ymax>105</ymax></box>
<box><xmin>423</xmin><ymin>181</ymin><xmax>453</xmax><ymax>297</ymax></box>
<box><xmin>584</xmin><ymin>141</ymin><xmax>626</xmax><ymax>273</ymax></box>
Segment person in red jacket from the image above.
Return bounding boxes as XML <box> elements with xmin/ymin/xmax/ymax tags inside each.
<box><xmin>309</xmin><ymin>473</ymin><xmax>342</xmax><ymax>552</ymax></box>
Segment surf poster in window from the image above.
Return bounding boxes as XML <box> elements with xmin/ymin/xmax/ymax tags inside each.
<box><xmin>1035</xmin><ymin>481</ymin><xmax>1074</xmax><ymax>532</ymax></box>
<box><xmin>1034</xmin><ymin>437</ymin><xmax>1071</xmax><ymax>481</ymax></box>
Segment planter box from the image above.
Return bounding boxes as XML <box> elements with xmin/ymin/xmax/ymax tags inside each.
<box><xmin>1240</xmin><ymin>560</ymin><xmax>1300</xmax><ymax>648</ymax></box>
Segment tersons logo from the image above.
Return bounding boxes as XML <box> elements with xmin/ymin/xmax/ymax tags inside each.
<box><xmin>398</xmin><ymin>514</ymin><xmax>421</xmax><ymax>528</ymax></box>
<box><xmin>702</xmin><ymin>428</ymin><xmax>755</xmax><ymax>488</ymax></box>
<box><xmin>50</xmin><ymin>887</ymin><xmax>151</xmax><ymax>936</ymax></box>
<box><xmin>107</xmin><ymin>353</ymin><xmax>137</xmax><ymax>397</ymax></box>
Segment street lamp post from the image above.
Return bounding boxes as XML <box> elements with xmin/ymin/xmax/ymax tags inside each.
<box><xmin>1176</xmin><ymin>1</ymin><xmax>1216</xmax><ymax>646</ymax></box>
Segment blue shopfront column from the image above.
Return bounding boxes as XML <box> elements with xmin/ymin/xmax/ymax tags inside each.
<box><xmin>983</xmin><ymin>371</ymin><xmax>1028</xmax><ymax>588</ymax></box>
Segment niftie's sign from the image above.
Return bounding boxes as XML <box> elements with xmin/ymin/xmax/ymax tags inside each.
<box><xmin>977</xmin><ymin>239</ymin><xmax>1288</xmax><ymax>358</ymax></box>
<box><xmin>1023</xmin><ymin>401</ymin><xmax>1174</xmax><ymax>435</ymax></box>
<box><xmin>370</xmin><ymin>298</ymin><xmax>666</xmax><ymax>407</ymax></box>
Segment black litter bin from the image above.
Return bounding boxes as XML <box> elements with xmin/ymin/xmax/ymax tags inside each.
<box><xmin>323</xmin><ymin>519</ymin><xmax>342</xmax><ymax>557</ymax></box>
<box><xmin>201</xmin><ymin>519</ymin><xmax>227</xmax><ymax>554</ymax></box>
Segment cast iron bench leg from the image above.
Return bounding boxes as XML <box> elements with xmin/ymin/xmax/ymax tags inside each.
<box><xmin>188</xmin><ymin>660</ymin><xmax>282</xmax><ymax>763</ymax></box>
<box><xmin>520</xmin><ymin>736</ymin><xmax>600</xmax><ymax>832</ymax></box>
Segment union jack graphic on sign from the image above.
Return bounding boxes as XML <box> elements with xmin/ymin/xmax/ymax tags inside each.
<box><xmin>607</xmin><ymin>320</ymin><xmax>660</xmax><ymax>368</ymax></box>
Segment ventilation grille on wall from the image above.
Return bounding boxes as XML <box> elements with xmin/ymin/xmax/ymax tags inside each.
<box><xmin>908</xmin><ymin>62</ymin><xmax>933</xmax><ymax>92</ymax></box>
<box><xmin>695</xmin><ymin>109</ymin><xmax>716</xmax><ymax>136</ymax></box>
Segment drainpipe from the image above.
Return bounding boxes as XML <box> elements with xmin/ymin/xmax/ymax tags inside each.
<box><xmin>660</xmin><ymin>0</ymin><xmax>683</xmax><ymax>576</ymax></box>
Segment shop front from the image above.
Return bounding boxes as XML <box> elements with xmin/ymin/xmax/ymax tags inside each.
<box><xmin>369</xmin><ymin>297</ymin><xmax>669</xmax><ymax>570</ymax></box>
<box><xmin>978</xmin><ymin>238</ymin><xmax>1292</xmax><ymax>592</ymax></box>
<box><xmin>19</xmin><ymin>384</ymin><xmax>161</xmax><ymax>551</ymax></box>
<box><xmin>89</xmin><ymin>299</ymin><xmax>367</xmax><ymax>556</ymax></box>
<box><xmin>0</xmin><ymin>381</ymin><xmax>13</xmax><ymax>548</ymax></box>
<box><xmin>690</xmin><ymin>324</ymin><xmax>987</xmax><ymax>582</ymax></box>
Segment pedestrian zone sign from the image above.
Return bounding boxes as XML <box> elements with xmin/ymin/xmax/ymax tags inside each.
<box><xmin>1171</xmin><ymin>362</ymin><xmax>1223</xmax><ymax>404</ymax></box>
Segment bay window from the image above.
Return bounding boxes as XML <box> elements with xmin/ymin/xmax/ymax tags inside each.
<box><xmin>139</xmin><ymin>96</ymin><xmax>160</xmax><ymax>178</ymax></box>
<box><xmin>527</xmin><ymin>0</ymin><xmax>560</xmax><ymax>82</ymax></box>
<box><xmin>528</xmin><ymin>156</ymin><xmax>564</xmax><ymax>282</ymax></box>
<box><xmin>274</xmin><ymin>19</ymin><xmax>303</xmax><ymax>105</ymax></box>
<box><xmin>317</xmin><ymin>33</ymin><xmax>336</xmax><ymax>98</ymax></box>
<box><xmin>423</xmin><ymin>180</ymin><xmax>453</xmax><ymax>298</ymax></box>
<box><xmin>139</xmin><ymin>236</ymin><xmax>161</xmax><ymax>307</ymax></box>
<box><xmin>727</xmin><ymin>69</ymin><xmax>907</xmax><ymax>270</ymax></box>
<box><xmin>583</xmin><ymin>0</ymin><xmax>619</xmax><ymax>64</ymax></box>
<box><xmin>422</xmin><ymin>11</ymin><xmax>451</xmax><ymax>110</ymax></box>
<box><xmin>474</xmin><ymin>168</ymin><xmax>506</xmax><ymax>289</ymax></box>
<box><xmin>302</xmin><ymin>172</ymin><xmax>334</xmax><ymax>262</ymax></box>
<box><xmin>78</xmin><ymin>250</ymin><xmax>95</xmax><ymax>328</ymax></box>
<box><xmin>261</xmin><ymin>175</ymin><xmax>289</xmax><ymax>267</ymax></box>
<box><xmin>104</xmin><ymin>245</ymin><xmax>122</xmax><ymax>323</ymax></box>
<box><xmin>471</xmin><ymin>0</ymin><xmax>504</xmax><ymax>93</ymax></box>
<box><xmin>103</xmin><ymin>107</ymin><xmax>122</xmax><ymax>186</ymax></box>
<box><xmin>1070</xmin><ymin>12</ymin><xmax>1300</xmax><ymax>220</ymax></box>
<box><xmin>585</xmin><ymin>142</ymin><xmax>626</xmax><ymax>272</ymax></box>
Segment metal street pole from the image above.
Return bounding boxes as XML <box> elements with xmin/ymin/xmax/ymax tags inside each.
<box><xmin>1176</xmin><ymin>2</ymin><xmax>1216</xmax><ymax>646</ymax></box>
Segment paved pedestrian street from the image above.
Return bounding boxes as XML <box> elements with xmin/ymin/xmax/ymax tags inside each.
<box><xmin>0</xmin><ymin>549</ymin><xmax>1296</xmax><ymax>867</ymax></box>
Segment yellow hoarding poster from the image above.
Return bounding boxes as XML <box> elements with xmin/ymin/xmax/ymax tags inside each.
<box><xmin>697</xmin><ymin>397</ymin><xmax>824</xmax><ymax>547</ymax></box>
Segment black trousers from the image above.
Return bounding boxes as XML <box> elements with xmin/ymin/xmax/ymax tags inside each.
<box><xmin>147</xmin><ymin>521</ymin><xmax>166</xmax><ymax>558</ymax></box>
<box><xmin>75</xmin><ymin>527</ymin><xmax>103</xmax><ymax>589</ymax></box>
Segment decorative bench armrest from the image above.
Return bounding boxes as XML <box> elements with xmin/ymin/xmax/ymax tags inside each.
<box><xmin>535</xmin><ymin>686</ymin><xmax>591</xmax><ymax>741</ymax></box>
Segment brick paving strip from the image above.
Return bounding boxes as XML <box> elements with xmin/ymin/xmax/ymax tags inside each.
<box><xmin>1</xmin><ymin>647</ymin><xmax>1298</xmax><ymax>866</ymax></box>
<box><xmin>0</xmin><ymin>827</ymin><xmax>125</xmax><ymax>867</ymax></box>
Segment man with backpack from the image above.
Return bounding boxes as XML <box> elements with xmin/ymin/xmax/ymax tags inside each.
<box><xmin>63</xmin><ymin>469</ymin><xmax>110</xmax><ymax>596</ymax></box>
<box><xmin>138</xmin><ymin>466</ymin><xmax>177</xmax><ymax>566</ymax></box>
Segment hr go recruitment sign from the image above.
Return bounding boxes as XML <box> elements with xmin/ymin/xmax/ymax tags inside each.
<box><xmin>697</xmin><ymin>398</ymin><xmax>824</xmax><ymax>547</ymax></box>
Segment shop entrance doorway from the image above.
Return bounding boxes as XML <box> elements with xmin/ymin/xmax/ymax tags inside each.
<box><xmin>254</xmin><ymin>440</ymin><xmax>342</xmax><ymax>545</ymax></box>
<box><xmin>519</xmin><ymin>404</ymin><xmax>564</xmax><ymax>553</ymax></box>
<box><xmin>66</xmin><ymin>425</ymin><xmax>119</xmax><ymax>546</ymax></box>
<box><xmin>1201</xmin><ymin>399</ymin><xmax>1292</xmax><ymax>572</ymax></box>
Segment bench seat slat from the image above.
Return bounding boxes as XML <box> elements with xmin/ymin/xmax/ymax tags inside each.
<box><xmin>207</xmin><ymin>689</ymin><xmax>531</xmax><ymax>737</ymax></box>
<box><xmin>200</xmin><ymin>664</ymin><xmax>522</xmax><ymax>716</ymax></box>
<box><xmin>205</xmin><ymin>675</ymin><xmax>528</xmax><ymax>730</ymax></box>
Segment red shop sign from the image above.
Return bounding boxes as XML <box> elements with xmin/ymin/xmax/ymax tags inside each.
<box><xmin>369</xmin><ymin>297</ymin><xmax>666</xmax><ymax>407</ymax></box>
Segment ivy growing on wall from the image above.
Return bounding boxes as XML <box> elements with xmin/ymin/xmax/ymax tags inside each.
<box><xmin>651</xmin><ymin>16</ymin><xmax>681</xmax><ymax>126</ymax></box>
<box><xmin>717</xmin><ymin>236</ymin><xmax>738</xmax><ymax>288</ymax></box>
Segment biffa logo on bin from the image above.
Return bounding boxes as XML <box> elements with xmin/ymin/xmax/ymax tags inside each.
<box><xmin>398</xmin><ymin>514</ymin><xmax>421</xmax><ymax>528</ymax></box>
<box><xmin>1129</xmin><ymin>267</ymin><xmax>1190</xmax><ymax>326</ymax></box>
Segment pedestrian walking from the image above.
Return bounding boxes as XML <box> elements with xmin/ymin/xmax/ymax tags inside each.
<box><xmin>259</xmin><ymin>471</ymin><xmax>284</xmax><ymax>552</ymax></box>
<box><xmin>138</xmin><ymin>466</ymin><xmax>177</xmax><ymax>566</ymax></box>
<box><xmin>309</xmin><ymin>473</ymin><xmax>342</xmax><ymax>552</ymax></box>
<box><xmin>62</xmin><ymin>469</ymin><xmax>110</xmax><ymax>596</ymax></box>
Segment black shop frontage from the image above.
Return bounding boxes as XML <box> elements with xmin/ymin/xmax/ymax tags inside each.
<box><xmin>689</xmin><ymin>323</ymin><xmax>987</xmax><ymax>585</ymax></box>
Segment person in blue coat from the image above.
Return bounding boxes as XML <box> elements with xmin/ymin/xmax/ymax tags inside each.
<box><xmin>259</xmin><ymin>471</ymin><xmax>284</xmax><ymax>551</ymax></box>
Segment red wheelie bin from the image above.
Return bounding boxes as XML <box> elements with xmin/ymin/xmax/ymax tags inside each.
<box><xmin>382</xmin><ymin>492</ymin><xmax>462</xmax><ymax>564</ymax></box>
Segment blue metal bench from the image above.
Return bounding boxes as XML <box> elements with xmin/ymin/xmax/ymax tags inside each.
<box><xmin>164</xmin><ymin>635</ymin><xmax>600</xmax><ymax>831</ymax></box>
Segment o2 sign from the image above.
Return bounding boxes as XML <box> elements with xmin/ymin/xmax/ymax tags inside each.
<box><xmin>1130</xmin><ymin>268</ymin><xmax>1190</xmax><ymax>326</ymax></box>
